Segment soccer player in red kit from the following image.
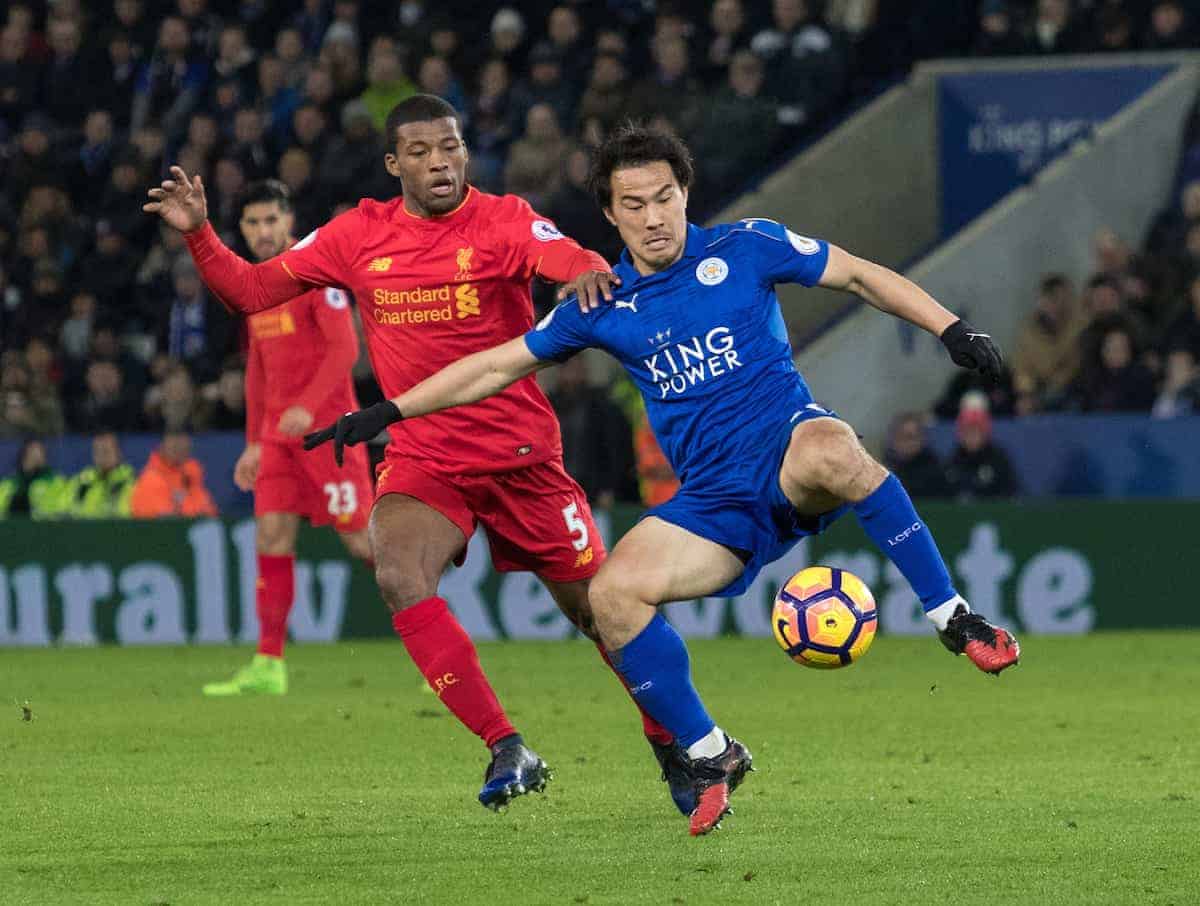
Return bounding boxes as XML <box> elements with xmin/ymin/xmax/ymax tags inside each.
<box><xmin>145</xmin><ymin>95</ymin><xmax>680</xmax><ymax>813</ymax></box>
<box><xmin>202</xmin><ymin>180</ymin><xmax>374</xmax><ymax>698</ymax></box>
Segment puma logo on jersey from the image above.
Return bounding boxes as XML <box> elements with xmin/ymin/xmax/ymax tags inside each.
<box><xmin>614</xmin><ymin>294</ymin><xmax>639</xmax><ymax>313</ymax></box>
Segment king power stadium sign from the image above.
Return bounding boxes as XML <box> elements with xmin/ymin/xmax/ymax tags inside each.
<box><xmin>0</xmin><ymin>501</ymin><xmax>1195</xmax><ymax>646</ymax></box>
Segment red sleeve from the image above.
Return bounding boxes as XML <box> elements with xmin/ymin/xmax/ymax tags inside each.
<box><xmin>500</xmin><ymin>197</ymin><xmax>611</xmax><ymax>282</ymax></box>
<box><xmin>244</xmin><ymin>335</ymin><xmax>265</xmax><ymax>444</ymax></box>
<box><xmin>293</xmin><ymin>288</ymin><xmax>359</xmax><ymax>415</ymax></box>
<box><xmin>184</xmin><ymin>209</ymin><xmax>359</xmax><ymax>315</ymax></box>
<box><xmin>184</xmin><ymin>222</ymin><xmax>307</xmax><ymax>315</ymax></box>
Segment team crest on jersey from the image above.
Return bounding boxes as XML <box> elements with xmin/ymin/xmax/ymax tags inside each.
<box><xmin>786</xmin><ymin>230</ymin><xmax>820</xmax><ymax>255</ymax></box>
<box><xmin>455</xmin><ymin>247</ymin><xmax>474</xmax><ymax>280</ymax></box>
<box><xmin>696</xmin><ymin>257</ymin><xmax>729</xmax><ymax>286</ymax></box>
<box><xmin>531</xmin><ymin>220</ymin><xmax>564</xmax><ymax>242</ymax></box>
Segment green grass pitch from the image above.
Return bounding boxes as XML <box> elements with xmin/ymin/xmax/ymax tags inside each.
<box><xmin>4</xmin><ymin>633</ymin><xmax>1199</xmax><ymax>905</ymax></box>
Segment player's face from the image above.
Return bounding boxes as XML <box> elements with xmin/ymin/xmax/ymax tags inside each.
<box><xmin>239</xmin><ymin>201</ymin><xmax>294</xmax><ymax>261</ymax></box>
<box><xmin>385</xmin><ymin>117</ymin><xmax>469</xmax><ymax>217</ymax></box>
<box><xmin>604</xmin><ymin>162</ymin><xmax>689</xmax><ymax>275</ymax></box>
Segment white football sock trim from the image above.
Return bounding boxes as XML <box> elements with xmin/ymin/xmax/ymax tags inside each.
<box><xmin>686</xmin><ymin>726</ymin><xmax>727</xmax><ymax>760</ymax></box>
<box><xmin>926</xmin><ymin>595</ymin><xmax>969</xmax><ymax>631</ymax></box>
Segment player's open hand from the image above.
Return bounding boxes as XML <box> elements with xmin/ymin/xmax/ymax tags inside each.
<box><xmin>303</xmin><ymin>401</ymin><xmax>403</xmax><ymax>466</ymax></box>
<box><xmin>233</xmin><ymin>443</ymin><xmax>261</xmax><ymax>492</ymax></box>
<box><xmin>940</xmin><ymin>319</ymin><xmax>1004</xmax><ymax>384</ymax></box>
<box><xmin>143</xmin><ymin>165</ymin><xmax>209</xmax><ymax>233</ymax></box>
<box><xmin>277</xmin><ymin>405</ymin><xmax>315</xmax><ymax>437</ymax></box>
<box><xmin>557</xmin><ymin>270</ymin><xmax>621</xmax><ymax>312</ymax></box>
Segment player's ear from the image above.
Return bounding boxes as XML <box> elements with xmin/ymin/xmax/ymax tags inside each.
<box><xmin>384</xmin><ymin>152</ymin><xmax>402</xmax><ymax>179</ymax></box>
<box><xmin>602</xmin><ymin>207</ymin><xmax>616</xmax><ymax>227</ymax></box>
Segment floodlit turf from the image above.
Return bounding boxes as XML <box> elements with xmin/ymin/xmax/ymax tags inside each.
<box><xmin>3</xmin><ymin>633</ymin><xmax>1199</xmax><ymax>906</ymax></box>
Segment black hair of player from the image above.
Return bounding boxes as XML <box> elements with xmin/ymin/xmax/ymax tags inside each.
<box><xmin>238</xmin><ymin>179</ymin><xmax>292</xmax><ymax>217</ymax></box>
<box><xmin>588</xmin><ymin>121</ymin><xmax>694</xmax><ymax>209</ymax></box>
<box><xmin>384</xmin><ymin>94</ymin><xmax>461</xmax><ymax>145</ymax></box>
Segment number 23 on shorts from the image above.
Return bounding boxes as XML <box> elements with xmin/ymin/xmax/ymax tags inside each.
<box><xmin>324</xmin><ymin>481</ymin><xmax>358</xmax><ymax>516</ymax></box>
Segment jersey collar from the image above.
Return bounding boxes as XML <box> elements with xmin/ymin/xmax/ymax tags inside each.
<box><xmin>399</xmin><ymin>185</ymin><xmax>477</xmax><ymax>223</ymax></box>
<box><xmin>614</xmin><ymin>223</ymin><xmax>706</xmax><ymax>285</ymax></box>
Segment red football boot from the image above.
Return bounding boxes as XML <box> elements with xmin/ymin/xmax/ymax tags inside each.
<box><xmin>687</xmin><ymin>735</ymin><xmax>753</xmax><ymax>836</ymax></box>
<box><xmin>938</xmin><ymin>605</ymin><xmax>1020</xmax><ymax>675</ymax></box>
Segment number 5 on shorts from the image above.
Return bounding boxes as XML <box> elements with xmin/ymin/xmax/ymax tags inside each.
<box><xmin>324</xmin><ymin>481</ymin><xmax>358</xmax><ymax>516</ymax></box>
<box><xmin>561</xmin><ymin>501</ymin><xmax>589</xmax><ymax>551</ymax></box>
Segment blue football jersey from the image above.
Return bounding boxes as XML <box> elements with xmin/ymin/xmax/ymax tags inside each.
<box><xmin>525</xmin><ymin>220</ymin><xmax>830</xmax><ymax>487</ymax></box>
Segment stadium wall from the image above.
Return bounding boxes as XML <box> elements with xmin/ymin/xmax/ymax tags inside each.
<box><xmin>2</xmin><ymin>501</ymin><xmax>1196</xmax><ymax>647</ymax></box>
<box><xmin>712</xmin><ymin>78</ymin><xmax>939</xmax><ymax>343</ymax></box>
<box><xmin>798</xmin><ymin>58</ymin><xmax>1200</xmax><ymax>448</ymax></box>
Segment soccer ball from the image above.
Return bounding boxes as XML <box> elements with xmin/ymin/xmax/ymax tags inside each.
<box><xmin>772</xmin><ymin>566</ymin><xmax>878</xmax><ymax>669</ymax></box>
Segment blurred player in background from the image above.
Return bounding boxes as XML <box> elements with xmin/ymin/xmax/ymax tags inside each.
<box><xmin>308</xmin><ymin>124</ymin><xmax>1022</xmax><ymax>836</ymax></box>
<box><xmin>202</xmin><ymin>180</ymin><xmax>373</xmax><ymax>698</ymax></box>
<box><xmin>144</xmin><ymin>95</ymin><xmax>677</xmax><ymax>813</ymax></box>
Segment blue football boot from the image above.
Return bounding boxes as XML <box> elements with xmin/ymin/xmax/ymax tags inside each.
<box><xmin>649</xmin><ymin>738</ymin><xmax>696</xmax><ymax>816</ymax></box>
<box><xmin>478</xmin><ymin>737</ymin><xmax>551</xmax><ymax>811</ymax></box>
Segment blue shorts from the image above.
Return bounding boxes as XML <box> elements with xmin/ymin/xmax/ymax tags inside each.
<box><xmin>644</xmin><ymin>404</ymin><xmax>851</xmax><ymax>597</ymax></box>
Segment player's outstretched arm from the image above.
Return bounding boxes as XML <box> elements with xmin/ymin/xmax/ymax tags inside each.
<box><xmin>818</xmin><ymin>244</ymin><xmax>1004</xmax><ymax>382</ymax></box>
<box><xmin>303</xmin><ymin>338</ymin><xmax>546</xmax><ymax>464</ymax></box>
<box><xmin>143</xmin><ymin>166</ymin><xmax>306</xmax><ymax>315</ymax></box>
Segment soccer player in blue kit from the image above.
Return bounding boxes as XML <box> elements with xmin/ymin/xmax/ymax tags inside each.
<box><xmin>305</xmin><ymin>125</ymin><xmax>1021</xmax><ymax>836</ymax></box>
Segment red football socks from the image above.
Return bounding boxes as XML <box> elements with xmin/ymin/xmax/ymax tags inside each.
<box><xmin>255</xmin><ymin>553</ymin><xmax>295</xmax><ymax>658</ymax></box>
<box><xmin>392</xmin><ymin>597</ymin><xmax>517</xmax><ymax>748</ymax></box>
<box><xmin>597</xmin><ymin>644</ymin><xmax>674</xmax><ymax>746</ymax></box>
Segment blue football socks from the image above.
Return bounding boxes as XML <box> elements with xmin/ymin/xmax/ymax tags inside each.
<box><xmin>608</xmin><ymin>614</ymin><xmax>715</xmax><ymax>749</ymax></box>
<box><xmin>853</xmin><ymin>474</ymin><xmax>956</xmax><ymax>612</ymax></box>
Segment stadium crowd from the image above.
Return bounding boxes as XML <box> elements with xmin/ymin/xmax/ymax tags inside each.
<box><xmin>2</xmin><ymin>0</ymin><xmax>1199</xmax><ymax>513</ymax></box>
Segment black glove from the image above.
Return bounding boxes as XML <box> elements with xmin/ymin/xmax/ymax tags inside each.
<box><xmin>940</xmin><ymin>319</ymin><xmax>1004</xmax><ymax>384</ymax></box>
<box><xmin>303</xmin><ymin>400</ymin><xmax>402</xmax><ymax>466</ymax></box>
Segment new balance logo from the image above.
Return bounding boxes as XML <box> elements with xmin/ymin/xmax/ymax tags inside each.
<box><xmin>615</xmin><ymin>293</ymin><xmax>639</xmax><ymax>313</ymax></box>
<box><xmin>367</xmin><ymin>257</ymin><xmax>393</xmax><ymax>272</ymax></box>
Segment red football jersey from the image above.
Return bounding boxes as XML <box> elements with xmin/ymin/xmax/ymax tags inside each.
<box><xmin>244</xmin><ymin>286</ymin><xmax>360</xmax><ymax>445</ymax></box>
<box><xmin>188</xmin><ymin>187</ymin><xmax>610</xmax><ymax>475</ymax></box>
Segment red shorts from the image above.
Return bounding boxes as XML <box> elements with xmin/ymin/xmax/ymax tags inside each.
<box><xmin>255</xmin><ymin>439</ymin><xmax>372</xmax><ymax>532</ymax></box>
<box><xmin>374</xmin><ymin>455</ymin><xmax>605</xmax><ymax>583</ymax></box>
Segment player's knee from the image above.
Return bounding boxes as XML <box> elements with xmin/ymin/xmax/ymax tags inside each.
<box><xmin>587</xmin><ymin>570</ymin><xmax>625</xmax><ymax>619</ymax></box>
<box><xmin>785</xmin><ymin>420</ymin><xmax>870</xmax><ymax>495</ymax></box>
<box><xmin>343</xmin><ymin>531</ymin><xmax>372</xmax><ymax>562</ymax></box>
<box><xmin>256</xmin><ymin>526</ymin><xmax>292</xmax><ymax>556</ymax></box>
<box><xmin>374</xmin><ymin>562</ymin><xmax>436</xmax><ymax>612</ymax></box>
<box><xmin>588</xmin><ymin>568</ymin><xmax>650</xmax><ymax>622</ymax></box>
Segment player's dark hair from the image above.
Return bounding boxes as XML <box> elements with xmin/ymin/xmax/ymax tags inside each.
<box><xmin>384</xmin><ymin>94</ymin><xmax>461</xmax><ymax>145</ymax></box>
<box><xmin>238</xmin><ymin>179</ymin><xmax>292</xmax><ymax>217</ymax></box>
<box><xmin>588</xmin><ymin>121</ymin><xmax>694</xmax><ymax>209</ymax></box>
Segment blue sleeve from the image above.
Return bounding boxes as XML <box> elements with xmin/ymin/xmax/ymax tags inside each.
<box><xmin>736</xmin><ymin>219</ymin><xmax>830</xmax><ymax>287</ymax></box>
<box><xmin>524</xmin><ymin>297</ymin><xmax>595</xmax><ymax>362</ymax></box>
